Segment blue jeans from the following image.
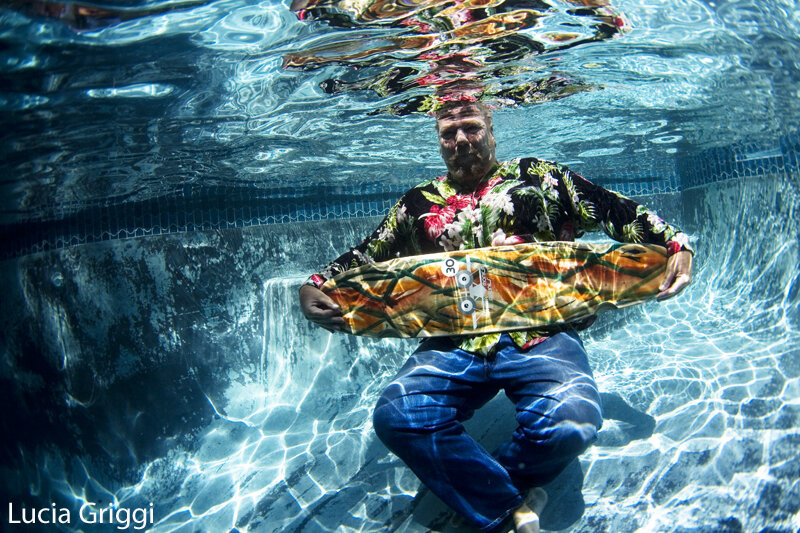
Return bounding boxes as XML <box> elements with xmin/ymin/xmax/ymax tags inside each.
<box><xmin>373</xmin><ymin>332</ymin><xmax>603</xmax><ymax>532</ymax></box>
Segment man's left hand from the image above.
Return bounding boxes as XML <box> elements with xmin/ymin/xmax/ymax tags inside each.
<box><xmin>657</xmin><ymin>250</ymin><xmax>693</xmax><ymax>301</ymax></box>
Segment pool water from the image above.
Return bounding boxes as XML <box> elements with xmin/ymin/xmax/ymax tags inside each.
<box><xmin>1</xmin><ymin>0</ymin><xmax>799</xmax><ymax>531</ymax></box>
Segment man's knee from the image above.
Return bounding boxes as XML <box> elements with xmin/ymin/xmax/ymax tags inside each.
<box><xmin>372</xmin><ymin>387</ymin><xmax>425</xmax><ymax>445</ymax></box>
<box><xmin>548</xmin><ymin>420</ymin><xmax>599</xmax><ymax>456</ymax></box>
<box><xmin>372</xmin><ymin>394</ymin><xmax>406</xmax><ymax>446</ymax></box>
<box><xmin>516</xmin><ymin>397</ymin><xmax>602</xmax><ymax>456</ymax></box>
<box><xmin>373</xmin><ymin>388</ymin><xmax>458</xmax><ymax>447</ymax></box>
<box><xmin>511</xmin><ymin>419</ymin><xmax>599</xmax><ymax>473</ymax></box>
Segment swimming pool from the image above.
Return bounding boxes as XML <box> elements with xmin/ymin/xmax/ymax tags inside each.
<box><xmin>1</xmin><ymin>0</ymin><xmax>799</xmax><ymax>531</ymax></box>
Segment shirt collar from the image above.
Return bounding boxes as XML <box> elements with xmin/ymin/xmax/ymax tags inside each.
<box><xmin>445</xmin><ymin>162</ymin><xmax>501</xmax><ymax>193</ymax></box>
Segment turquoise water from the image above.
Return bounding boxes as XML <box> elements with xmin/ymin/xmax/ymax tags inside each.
<box><xmin>1</xmin><ymin>0</ymin><xmax>799</xmax><ymax>531</ymax></box>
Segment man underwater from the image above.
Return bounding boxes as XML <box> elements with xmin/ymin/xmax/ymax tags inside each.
<box><xmin>300</xmin><ymin>100</ymin><xmax>692</xmax><ymax>532</ymax></box>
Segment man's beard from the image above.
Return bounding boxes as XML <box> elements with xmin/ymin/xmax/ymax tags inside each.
<box><xmin>448</xmin><ymin>151</ymin><xmax>488</xmax><ymax>183</ymax></box>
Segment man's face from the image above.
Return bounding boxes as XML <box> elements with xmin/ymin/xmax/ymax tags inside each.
<box><xmin>436</xmin><ymin>104</ymin><xmax>497</xmax><ymax>184</ymax></box>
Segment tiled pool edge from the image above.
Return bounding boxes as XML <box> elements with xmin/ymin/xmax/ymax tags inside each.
<box><xmin>2</xmin><ymin>132</ymin><xmax>797</xmax><ymax>260</ymax></box>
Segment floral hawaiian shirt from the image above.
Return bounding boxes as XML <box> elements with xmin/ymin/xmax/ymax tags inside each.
<box><xmin>307</xmin><ymin>158</ymin><xmax>693</xmax><ymax>355</ymax></box>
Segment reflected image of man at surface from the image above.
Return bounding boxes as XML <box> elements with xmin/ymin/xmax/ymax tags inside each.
<box><xmin>1</xmin><ymin>0</ymin><xmax>194</xmax><ymax>30</ymax></box>
<box><xmin>285</xmin><ymin>0</ymin><xmax>631</xmax><ymax>115</ymax></box>
<box><xmin>299</xmin><ymin>98</ymin><xmax>693</xmax><ymax>532</ymax></box>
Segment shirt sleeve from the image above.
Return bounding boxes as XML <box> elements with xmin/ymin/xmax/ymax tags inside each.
<box><xmin>558</xmin><ymin>166</ymin><xmax>694</xmax><ymax>255</ymax></box>
<box><xmin>304</xmin><ymin>196</ymin><xmax>416</xmax><ymax>288</ymax></box>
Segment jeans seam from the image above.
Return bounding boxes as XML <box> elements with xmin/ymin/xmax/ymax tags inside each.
<box><xmin>481</xmin><ymin>494</ymin><xmax>524</xmax><ymax>532</ymax></box>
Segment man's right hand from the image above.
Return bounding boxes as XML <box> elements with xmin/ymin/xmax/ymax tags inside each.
<box><xmin>299</xmin><ymin>284</ymin><xmax>344</xmax><ymax>332</ymax></box>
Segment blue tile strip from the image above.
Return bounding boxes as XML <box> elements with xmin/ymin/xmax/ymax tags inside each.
<box><xmin>679</xmin><ymin>132</ymin><xmax>798</xmax><ymax>189</ymax></box>
<box><xmin>577</xmin><ymin>157</ymin><xmax>681</xmax><ymax>197</ymax></box>
<box><xmin>0</xmin><ymin>184</ymin><xmax>402</xmax><ymax>260</ymax></box>
<box><xmin>2</xmin><ymin>132</ymin><xmax>798</xmax><ymax>260</ymax></box>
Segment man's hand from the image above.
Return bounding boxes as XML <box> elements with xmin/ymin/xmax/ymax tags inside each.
<box><xmin>299</xmin><ymin>284</ymin><xmax>344</xmax><ymax>332</ymax></box>
<box><xmin>657</xmin><ymin>250</ymin><xmax>693</xmax><ymax>301</ymax></box>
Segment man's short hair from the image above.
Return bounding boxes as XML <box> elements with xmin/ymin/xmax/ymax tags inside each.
<box><xmin>434</xmin><ymin>99</ymin><xmax>493</xmax><ymax>128</ymax></box>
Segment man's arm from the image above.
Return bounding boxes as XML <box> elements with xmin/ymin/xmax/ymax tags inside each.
<box><xmin>557</xmin><ymin>167</ymin><xmax>694</xmax><ymax>301</ymax></box>
<box><xmin>298</xmin><ymin>196</ymin><xmax>413</xmax><ymax>330</ymax></box>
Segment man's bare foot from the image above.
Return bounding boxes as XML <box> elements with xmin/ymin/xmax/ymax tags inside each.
<box><xmin>512</xmin><ymin>487</ymin><xmax>548</xmax><ymax>533</ymax></box>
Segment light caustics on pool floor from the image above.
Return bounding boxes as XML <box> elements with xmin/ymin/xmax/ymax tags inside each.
<box><xmin>51</xmin><ymin>279</ymin><xmax>799</xmax><ymax>533</ymax></box>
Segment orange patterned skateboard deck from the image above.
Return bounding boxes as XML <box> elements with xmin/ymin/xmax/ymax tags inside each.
<box><xmin>321</xmin><ymin>241</ymin><xmax>667</xmax><ymax>338</ymax></box>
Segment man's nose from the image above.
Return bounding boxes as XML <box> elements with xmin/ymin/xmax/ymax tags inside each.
<box><xmin>455</xmin><ymin>128</ymin><xmax>469</xmax><ymax>144</ymax></box>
